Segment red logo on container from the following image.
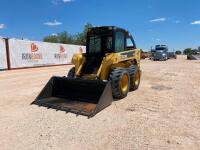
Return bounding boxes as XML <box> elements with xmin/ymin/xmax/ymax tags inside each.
<box><xmin>22</xmin><ymin>43</ymin><xmax>42</xmax><ymax>61</ymax></box>
<box><xmin>54</xmin><ymin>45</ymin><xmax>67</xmax><ymax>59</ymax></box>
<box><xmin>31</xmin><ymin>43</ymin><xmax>39</xmax><ymax>52</ymax></box>
<box><xmin>60</xmin><ymin>45</ymin><xmax>65</xmax><ymax>53</ymax></box>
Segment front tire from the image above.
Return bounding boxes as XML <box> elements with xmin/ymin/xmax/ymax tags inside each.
<box><xmin>110</xmin><ymin>69</ymin><xmax>130</xmax><ymax>99</ymax></box>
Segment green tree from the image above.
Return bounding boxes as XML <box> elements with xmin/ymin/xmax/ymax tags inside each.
<box><xmin>43</xmin><ymin>23</ymin><xmax>93</xmax><ymax>45</ymax></box>
<box><xmin>175</xmin><ymin>50</ymin><xmax>182</xmax><ymax>55</ymax></box>
<box><xmin>191</xmin><ymin>49</ymin><xmax>198</xmax><ymax>54</ymax></box>
<box><xmin>43</xmin><ymin>35</ymin><xmax>59</xmax><ymax>43</ymax></box>
<box><xmin>73</xmin><ymin>32</ymin><xmax>85</xmax><ymax>45</ymax></box>
<box><xmin>83</xmin><ymin>23</ymin><xmax>93</xmax><ymax>35</ymax></box>
<box><xmin>74</xmin><ymin>23</ymin><xmax>93</xmax><ymax>45</ymax></box>
<box><xmin>183</xmin><ymin>48</ymin><xmax>192</xmax><ymax>55</ymax></box>
<box><xmin>57</xmin><ymin>32</ymin><xmax>74</xmax><ymax>44</ymax></box>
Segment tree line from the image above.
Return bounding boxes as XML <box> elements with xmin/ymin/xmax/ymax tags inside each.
<box><xmin>43</xmin><ymin>23</ymin><xmax>93</xmax><ymax>45</ymax></box>
<box><xmin>175</xmin><ymin>48</ymin><xmax>199</xmax><ymax>55</ymax></box>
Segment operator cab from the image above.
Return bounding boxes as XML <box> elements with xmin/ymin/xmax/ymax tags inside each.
<box><xmin>82</xmin><ymin>26</ymin><xmax>136</xmax><ymax>74</ymax></box>
<box><xmin>86</xmin><ymin>26</ymin><xmax>136</xmax><ymax>55</ymax></box>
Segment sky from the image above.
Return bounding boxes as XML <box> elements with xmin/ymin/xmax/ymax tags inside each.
<box><xmin>0</xmin><ymin>0</ymin><xmax>200</xmax><ymax>51</ymax></box>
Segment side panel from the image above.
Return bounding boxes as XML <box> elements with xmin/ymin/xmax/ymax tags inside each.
<box><xmin>9</xmin><ymin>39</ymin><xmax>86</xmax><ymax>69</ymax></box>
<box><xmin>0</xmin><ymin>38</ymin><xmax>7</xmax><ymax>70</ymax></box>
<box><xmin>99</xmin><ymin>49</ymin><xmax>141</xmax><ymax>80</ymax></box>
<box><xmin>116</xmin><ymin>49</ymin><xmax>141</xmax><ymax>65</ymax></box>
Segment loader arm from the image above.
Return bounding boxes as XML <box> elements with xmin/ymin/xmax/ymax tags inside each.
<box><xmin>71</xmin><ymin>53</ymin><xmax>85</xmax><ymax>76</ymax></box>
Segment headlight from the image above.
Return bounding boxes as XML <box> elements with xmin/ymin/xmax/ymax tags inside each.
<box><xmin>162</xmin><ymin>53</ymin><xmax>166</xmax><ymax>56</ymax></box>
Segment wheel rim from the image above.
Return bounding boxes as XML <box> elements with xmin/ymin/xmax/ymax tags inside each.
<box><xmin>121</xmin><ymin>74</ymin><xmax>129</xmax><ymax>93</ymax></box>
<box><xmin>134</xmin><ymin>71</ymin><xmax>140</xmax><ymax>86</ymax></box>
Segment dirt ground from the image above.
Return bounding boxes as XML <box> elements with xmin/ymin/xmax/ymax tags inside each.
<box><xmin>0</xmin><ymin>55</ymin><xmax>200</xmax><ymax>150</ymax></box>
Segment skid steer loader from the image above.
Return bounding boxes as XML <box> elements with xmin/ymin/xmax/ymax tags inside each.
<box><xmin>32</xmin><ymin>26</ymin><xmax>141</xmax><ymax>117</ymax></box>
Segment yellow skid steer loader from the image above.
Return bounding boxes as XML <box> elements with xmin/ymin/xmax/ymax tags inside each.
<box><xmin>32</xmin><ymin>26</ymin><xmax>141</xmax><ymax>117</ymax></box>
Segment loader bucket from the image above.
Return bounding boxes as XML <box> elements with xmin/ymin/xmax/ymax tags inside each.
<box><xmin>31</xmin><ymin>76</ymin><xmax>113</xmax><ymax>117</ymax></box>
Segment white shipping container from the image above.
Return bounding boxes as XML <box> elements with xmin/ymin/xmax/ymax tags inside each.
<box><xmin>8</xmin><ymin>39</ymin><xmax>86</xmax><ymax>68</ymax></box>
<box><xmin>0</xmin><ymin>38</ymin><xmax>7</xmax><ymax>70</ymax></box>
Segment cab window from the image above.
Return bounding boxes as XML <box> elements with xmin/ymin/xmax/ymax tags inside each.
<box><xmin>115</xmin><ymin>31</ymin><xmax>125</xmax><ymax>52</ymax></box>
<box><xmin>88</xmin><ymin>36</ymin><xmax>101</xmax><ymax>53</ymax></box>
<box><xmin>126</xmin><ymin>37</ymin><xmax>135</xmax><ymax>50</ymax></box>
<box><xmin>105</xmin><ymin>36</ymin><xmax>112</xmax><ymax>52</ymax></box>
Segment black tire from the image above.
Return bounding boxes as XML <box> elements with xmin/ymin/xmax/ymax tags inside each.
<box><xmin>128</xmin><ymin>65</ymin><xmax>141</xmax><ymax>91</ymax></box>
<box><xmin>110</xmin><ymin>69</ymin><xmax>130</xmax><ymax>99</ymax></box>
<box><xmin>67</xmin><ymin>67</ymin><xmax>75</xmax><ymax>78</ymax></box>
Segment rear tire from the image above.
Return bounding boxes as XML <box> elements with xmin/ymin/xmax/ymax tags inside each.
<box><xmin>110</xmin><ymin>69</ymin><xmax>130</xmax><ymax>99</ymax></box>
<box><xmin>128</xmin><ymin>65</ymin><xmax>141</xmax><ymax>91</ymax></box>
<box><xmin>67</xmin><ymin>67</ymin><xmax>75</xmax><ymax>78</ymax></box>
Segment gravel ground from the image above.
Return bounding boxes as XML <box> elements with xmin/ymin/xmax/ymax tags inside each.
<box><xmin>0</xmin><ymin>55</ymin><xmax>200</xmax><ymax>150</ymax></box>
